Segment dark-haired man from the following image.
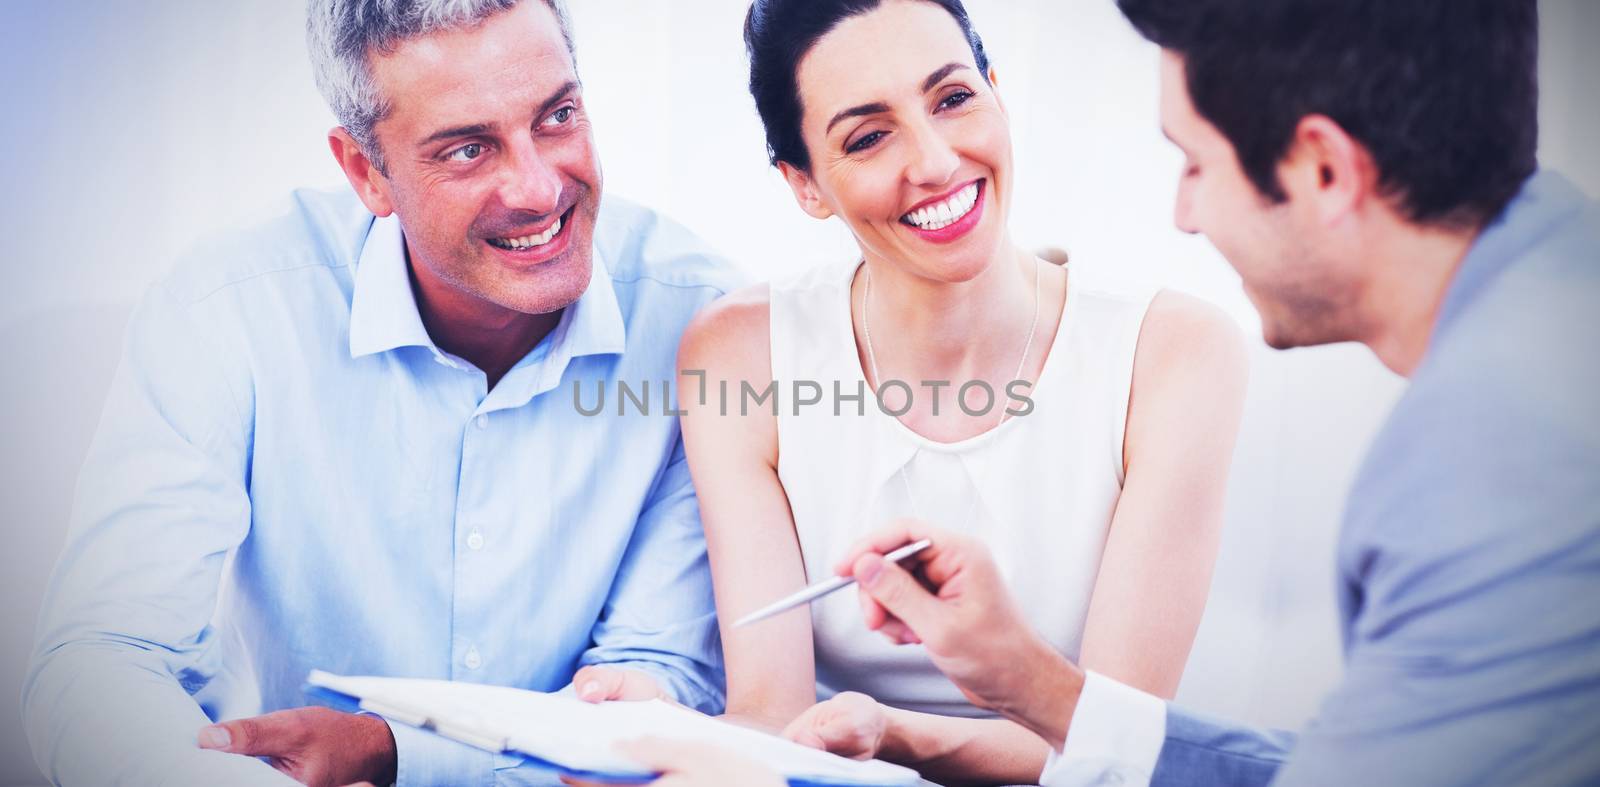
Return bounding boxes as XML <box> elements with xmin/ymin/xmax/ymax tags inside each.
<box><xmin>805</xmin><ymin>1</ymin><xmax>1600</xmax><ymax>786</ymax></box>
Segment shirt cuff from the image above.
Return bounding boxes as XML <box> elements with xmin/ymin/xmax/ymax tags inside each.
<box><xmin>387</xmin><ymin>715</ymin><xmax>499</xmax><ymax>787</ymax></box>
<box><xmin>1038</xmin><ymin>670</ymin><xmax>1167</xmax><ymax>787</ymax></box>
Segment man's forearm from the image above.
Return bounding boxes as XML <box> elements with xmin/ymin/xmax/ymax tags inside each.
<box><xmin>993</xmin><ymin>639</ymin><xmax>1084</xmax><ymax>750</ymax></box>
<box><xmin>25</xmin><ymin>644</ymin><xmax>294</xmax><ymax>787</ymax></box>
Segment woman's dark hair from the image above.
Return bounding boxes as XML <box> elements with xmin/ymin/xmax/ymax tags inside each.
<box><xmin>1118</xmin><ymin>0</ymin><xmax>1539</xmax><ymax>230</ymax></box>
<box><xmin>745</xmin><ymin>0</ymin><xmax>990</xmax><ymax>171</ymax></box>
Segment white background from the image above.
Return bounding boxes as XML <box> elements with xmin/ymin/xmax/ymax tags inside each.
<box><xmin>1</xmin><ymin>1</ymin><xmax>1596</xmax><ymax>783</ymax></box>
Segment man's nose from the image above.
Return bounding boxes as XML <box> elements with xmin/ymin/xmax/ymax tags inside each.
<box><xmin>497</xmin><ymin>139</ymin><xmax>563</xmax><ymax>216</ymax></box>
<box><xmin>1173</xmin><ymin>182</ymin><xmax>1201</xmax><ymax>235</ymax></box>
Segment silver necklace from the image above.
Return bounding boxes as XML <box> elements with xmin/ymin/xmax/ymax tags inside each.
<box><xmin>860</xmin><ymin>256</ymin><xmax>1043</xmax><ymax>525</ymax></box>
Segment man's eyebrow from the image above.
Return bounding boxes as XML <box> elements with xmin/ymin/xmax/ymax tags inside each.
<box><xmin>535</xmin><ymin>80</ymin><xmax>580</xmax><ymax>119</ymax></box>
<box><xmin>419</xmin><ymin>123</ymin><xmax>492</xmax><ymax>148</ymax></box>
<box><xmin>921</xmin><ymin>62</ymin><xmax>970</xmax><ymax>93</ymax></box>
<box><xmin>415</xmin><ymin>80</ymin><xmax>581</xmax><ymax>149</ymax></box>
<box><xmin>826</xmin><ymin>102</ymin><xmax>891</xmax><ymax>135</ymax></box>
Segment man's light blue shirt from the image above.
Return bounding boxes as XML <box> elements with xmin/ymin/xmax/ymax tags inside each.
<box><xmin>24</xmin><ymin>188</ymin><xmax>741</xmax><ymax>786</ymax></box>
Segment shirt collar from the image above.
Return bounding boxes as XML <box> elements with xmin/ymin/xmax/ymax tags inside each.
<box><xmin>347</xmin><ymin>212</ymin><xmax>628</xmax><ymax>370</ymax></box>
<box><xmin>550</xmin><ymin>240</ymin><xmax>628</xmax><ymax>364</ymax></box>
<box><xmin>1436</xmin><ymin>170</ymin><xmax>1587</xmax><ymax>334</ymax></box>
<box><xmin>348</xmin><ymin>214</ymin><xmax>436</xmax><ymax>358</ymax></box>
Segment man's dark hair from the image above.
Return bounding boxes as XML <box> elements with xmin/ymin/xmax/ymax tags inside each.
<box><xmin>745</xmin><ymin>0</ymin><xmax>990</xmax><ymax>171</ymax></box>
<box><xmin>1118</xmin><ymin>0</ymin><xmax>1539</xmax><ymax>229</ymax></box>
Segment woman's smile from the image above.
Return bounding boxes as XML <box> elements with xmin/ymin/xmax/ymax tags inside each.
<box><xmin>898</xmin><ymin>178</ymin><xmax>985</xmax><ymax>243</ymax></box>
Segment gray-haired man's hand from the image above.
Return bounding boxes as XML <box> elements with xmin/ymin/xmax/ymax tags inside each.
<box><xmin>198</xmin><ymin>706</ymin><xmax>396</xmax><ymax>787</ymax></box>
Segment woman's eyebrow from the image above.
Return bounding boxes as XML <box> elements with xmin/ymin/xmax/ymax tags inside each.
<box><xmin>825</xmin><ymin>62</ymin><xmax>972</xmax><ymax>135</ymax></box>
<box><xmin>823</xmin><ymin>63</ymin><xmax>973</xmax><ymax>135</ymax></box>
<box><xmin>921</xmin><ymin>62</ymin><xmax>969</xmax><ymax>92</ymax></box>
<box><xmin>826</xmin><ymin>102</ymin><xmax>891</xmax><ymax>134</ymax></box>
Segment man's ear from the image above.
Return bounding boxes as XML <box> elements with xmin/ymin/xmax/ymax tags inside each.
<box><xmin>778</xmin><ymin>161</ymin><xmax>833</xmax><ymax>220</ymax></box>
<box><xmin>1277</xmin><ymin>114</ymin><xmax>1376</xmax><ymax>226</ymax></box>
<box><xmin>328</xmin><ymin>127</ymin><xmax>395</xmax><ymax>218</ymax></box>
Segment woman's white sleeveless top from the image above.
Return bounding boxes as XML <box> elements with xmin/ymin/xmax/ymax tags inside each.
<box><xmin>769</xmin><ymin>260</ymin><xmax>1155</xmax><ymax>718</ymax></box>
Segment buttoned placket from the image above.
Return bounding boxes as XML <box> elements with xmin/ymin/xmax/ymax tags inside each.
<box><xmin>446</xmin><ymin>339</ymin><xmax>558</xmax><ymax>680</ymax></box>
<box><xmin>451</xmin><ymin>362</ymin><xmax>495</xmax><ymax>678</ymax></box>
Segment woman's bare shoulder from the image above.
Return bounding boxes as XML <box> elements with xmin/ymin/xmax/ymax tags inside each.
<box><xmin>1134</xmin><ymin>290</ymin><xmax>1249</xmax><ymax>388</ymax></box>
<box><xmin>679</xmin><ymin>282</ymin><xmax>774</xmax><ymax>383</ymax></box>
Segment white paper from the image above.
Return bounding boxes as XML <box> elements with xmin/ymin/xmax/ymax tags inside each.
<box><xmin>307</xmin><ymin>671</ymin><xmax>921</xmax><ymax>785</ymax></box>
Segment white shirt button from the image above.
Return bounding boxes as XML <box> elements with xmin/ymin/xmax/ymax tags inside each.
<box><xmin>474</xmin><ymin>414</ymin><xmax>489</xmax><ymax>429</ymax></box>
<box><xmin>466</xmin><ymin>528</ymin><xmax>485</xmax><ymax>551</ymax></box>
<box><xmin>463</xmin><ymin>646</ymin><xmax>482</xmax><ymax>670</ymax></box>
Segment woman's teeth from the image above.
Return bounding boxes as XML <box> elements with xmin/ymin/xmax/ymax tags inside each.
<box><xmin>488</xmin><ymin>216</ymin><xmax>562</xmax><ymax>250</ymax></box>
<box><xmin>901</xmin><ymin>182</ymin><xmax>980</xmax><ymax>231</ymax></box>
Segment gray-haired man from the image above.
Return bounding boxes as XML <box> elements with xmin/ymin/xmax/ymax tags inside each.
<box><xmin>23</xmin><ymin>2</ymin><xmax>737</xmax><ymax>785</ymax></box>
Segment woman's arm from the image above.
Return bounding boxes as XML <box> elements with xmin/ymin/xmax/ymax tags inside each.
<box><xmin>876</xmin><ymin>709</ymin><xmax>1050</xmax><ymax>786</ymax></box>
<box><xmin>676</xmin><ymin>286</ymin><xmax>818</xmax><ymax>731</ymax></box>
<box><xmin>1077</xmin><ymin>290</ymin><xmax>1249</xmax><ymax>696</ymax></box>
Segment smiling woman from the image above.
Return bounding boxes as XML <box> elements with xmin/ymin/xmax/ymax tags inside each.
<box><xmin>650</xmin><ymin>0</ymin><xmax>1251</xmax><ymax>784</ymax></box>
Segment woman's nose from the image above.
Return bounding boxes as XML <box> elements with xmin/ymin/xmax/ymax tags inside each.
<box><xmin>904</xmin><ymin>124</ymin><xmax>960</xmax><ymax>188</ymax></box>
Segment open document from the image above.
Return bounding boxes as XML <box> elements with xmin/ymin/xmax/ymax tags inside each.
<box><xmin>306</xmin><ymin>671</ymin><xmax>923</xmax><ymax>786</ymax></box>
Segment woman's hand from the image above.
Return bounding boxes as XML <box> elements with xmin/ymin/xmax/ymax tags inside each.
<box><xmin>571</xmin><ymin>665</ymin><xmax>673</xmax><ymax>704</ymax></box>
<box><xmin>560</xmin><ymin>738</ymin><xmax>786</xmax><ymax>787</ymax></box>
<box><xmin>780</xmin><ymin>692</ymin><xmax>889</xmax><ymax>761</ymax></box>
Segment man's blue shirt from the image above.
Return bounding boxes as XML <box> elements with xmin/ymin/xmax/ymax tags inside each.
<box><xmin>1150</xmin><ymin>171</ymin><xmax>1600</xmax><ymax>785</ymax></box>
<box><xmin>24</xmin><ymin>187</ymin><xmax>741</xmax><ymax>786</ymax></box>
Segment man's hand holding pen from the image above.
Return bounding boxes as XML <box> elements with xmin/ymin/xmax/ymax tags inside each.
<box><xmin>834</xmin><ymin>520</ymin><xmax>1085</xmax><ymax>749</ymax></box>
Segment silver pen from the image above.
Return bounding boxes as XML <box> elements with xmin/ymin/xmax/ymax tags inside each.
<box><xmin>732</xmin><ymin>538</ymin><xmax>934</xmax><ymax>628</ymax></box>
